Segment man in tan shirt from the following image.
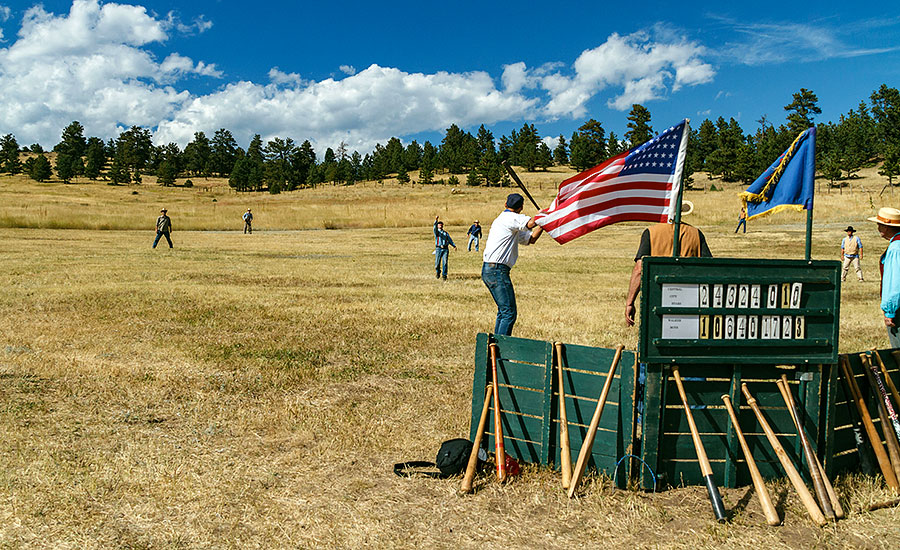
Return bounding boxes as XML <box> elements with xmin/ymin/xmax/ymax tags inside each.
<box><xmin>625</xmin><ymin>221</ymin><xmax>712</xmax><ymax>326</ymax></box>
<box><xmin>840</xmin><ymin>226</ymin><xmax>864</xmax><ymax>282</ymax></box>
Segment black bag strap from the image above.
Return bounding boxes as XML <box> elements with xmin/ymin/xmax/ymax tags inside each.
<box><xmin>393</xmin><ymin>461</ymin><xmax>444</xmax><ymax>478</ymax></box>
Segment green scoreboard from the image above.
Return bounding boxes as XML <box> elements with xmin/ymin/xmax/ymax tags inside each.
<box><xmin>638</xmin><ymin>257</ymin><xmax>841</xmax><ymax>365</ymax></box>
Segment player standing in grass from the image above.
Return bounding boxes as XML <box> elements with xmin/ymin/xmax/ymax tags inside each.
<box><xmin>433</xmin><ymin>217</ymin><xmax>457</xmax><ymax>280</ymax></box>
<box><xmin>840</xmin><ymin>226</ymin><xmax>863</xmax><ymax>282</ymax></box>
<box><xmin>153</xmin><ymin>208</ymin><xmax>173</xmax><ymax>249</ymax></box>
<box><xmin>481</xmin><ymin>193</ymin><xmax>544</xmax><ymax>336</ymax></box>
<box><xmin>870</xmin><ymin>207</ymin><xmax>900</xmax><ymax>347</ymax></box>
<box><xmin>243</xmin><ymin>208</ymin><xmax>253</xmax><ymax>234</ymax></box>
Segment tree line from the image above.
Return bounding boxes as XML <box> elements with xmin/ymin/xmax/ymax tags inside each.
<box><xmin>0</xmin><ymin>84</ymin><xmax>898</xmax><ymax>192</ymax></box>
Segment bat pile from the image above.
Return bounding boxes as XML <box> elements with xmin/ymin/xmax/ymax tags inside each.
<box><xmin>677</xmin><ymin>369</ymin><xmax>844</xmax><ymax>526</ymax></box>
<box><xmin>460</xmin><ymin>342</ymin><xmax>624</xmax><ymax>496</ymax></box>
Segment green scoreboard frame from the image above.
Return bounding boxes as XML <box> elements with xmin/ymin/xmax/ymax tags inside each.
<box><xmin>638</xmin><ymin>257</ymin><xmax>841</xmax><ymax>365</ymax></box>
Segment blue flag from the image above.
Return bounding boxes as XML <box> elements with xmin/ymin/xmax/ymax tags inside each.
<box><xmin>740</xmin><ymin>127</ymin><xmax>816</xmax><ymax>220</ymax></box>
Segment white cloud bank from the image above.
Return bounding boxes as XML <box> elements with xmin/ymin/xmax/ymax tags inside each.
<box><xmin>0</xmin><ymin>1</ymin><xmax>714</xmax><ymax>152</ymax></box>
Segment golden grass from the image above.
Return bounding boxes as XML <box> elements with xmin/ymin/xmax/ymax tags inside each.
<box><xmin>1</xmin><ymin>166</ymin><xmax>899</xmax><ymax>548</ymax></box>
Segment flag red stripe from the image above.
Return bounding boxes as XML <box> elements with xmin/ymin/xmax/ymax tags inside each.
<box><xmin>546</xmin><ymin>179</ymin><xmax>674</xmax><ymax>213</ymax></box>
<box><xmin>550</xmin><ymin>211</ymin><xmax>668</xmax><ymax>244</ymax></box>
<box><xmin>540</xmin><ymin>195</ymin><xmax>672</xmax><ymax>232</ymax></box>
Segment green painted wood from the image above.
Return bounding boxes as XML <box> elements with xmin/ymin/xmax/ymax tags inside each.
<box><xmin>494</xmin><ymin>385</ymin><xmax>544</xmax><ymax>418</ymax></box>
<box><xmin>496</xmin><ymin>357</ymin><xmax>546</xmax><ymax>391</ymax></box>
<box><xmin>724</xmin><ymin>365</ymin><xmax>741</xmax><ymax>487</ymax></box>
<box><xmin>539</xmin><ymin>340</ymin><xmax>554</xmax><ymax>465</ymax></box>
<box><xmin>618</xmin><ymin>355</ymin><xmax>639</xmax><ymax>488</ymax></box>
<box><xmin>469</xmin><ymin>333</ymin><xmax>490</xmax><ymax>443</ymax></box>
<box><xmin>641</xmin><ymin>362</ymin><xmax>665</xmax><ymax>489</ymax></box>
<box><xmin>639</xmin><ymin>257</ymin><xmax>840</xmax><ymax>365</ymax></box>
<box><xmin>492</xmin><ymin>334</ymin><xmax>551</xmax><ymax>364</ymax></box>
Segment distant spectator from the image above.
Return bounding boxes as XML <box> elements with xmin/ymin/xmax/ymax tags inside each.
<box><xmin>153</xmin><ymin>208</ymin><xmax>173</xmax><ymax>249</ymax></box>
<box><xmin>735</xmin><ymin>205</ymin><xmax>747</xmax><ymax>234</ymax></box>
<box><xmin>467</xmin><ymin>220</ymin><xmax>482</xmax><ymax>252</ymax></box>
<box><xmin>243</xmin><ymin>208</ymin><xmax>253</xmax><ymax>234</ymax></box>
<box><xmin>840</xmin><ymin>226</ymin><xmax>863</xmax><ymax>282</ymax></box>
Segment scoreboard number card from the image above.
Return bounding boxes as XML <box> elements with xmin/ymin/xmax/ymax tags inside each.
<box><xmin>750</xmin><ymin>285</ymin><xmax>761</xmax><ymax>308</ymax></box>
<box><xmin>782</xmin><ymin>316</ymin><xmax>793</xmax><ymax>339</ymax></box>
<box><xmin>771</xmin><ymin>315</ymin><xmax>781</xmax><ymax>339</ymax></box>
<box><xmin>781</xmin><ymin>283</ymin><xmax>791</xmax><ymax>308</ymax></box>
<box><xmin>794</xmin><ymin>316</ymin><xmax>805</xmax><ymax>339</ymax></box>
<box><xmin>767</xmin><ymin>285</ymin><xmax>778</xmax><ymax>309</ymax></box>
<box><xmin>713</xmin><ymin>315</ymin><xmax>723</xmax><ymax>339</ymax></box>
<box><xmin>713</xmin><ymin>284</ymin><xmax>724</xmax><ymax>308</ymax></box>
<box><xmin>726</xmin><ymin>285</ymin><xmax>737</xmax><ymax>308</ymax></box>
<box><xmin>725</xmin><ymin>315</ymin><xmax>735</xmax><ymax>339</ymax></box>
<box><xmin>699</xmin><ymin>284</ymin><xmax>710</xmax><ymax>308</ymax></box>
<box><xmin>738</xmin><ymin>285</ymin><xmax>749</xmax><ymax>308</ymax></box>
<box><xmin>761</xmin><ymin>316</ymin><xmax>771</xmax><ymax>339</ymax></box>
<box><xmin>699</xmin><ymin>315</ymin><xmax>710</xmax><ymax>339</ymax></box>
<box><xmin>748</xmin><ymin>316</ymin><xmax>759</xmax><ymax>339</ymax></box>
<box><xmin>736</xmin><ymin>315</ymin><xmax>747</xmax><ymax>339</ymax></box>
<box><xmin>790</xmin><ymin>282</ymin><xmax>802</xmax><ymax>309</ymax></box>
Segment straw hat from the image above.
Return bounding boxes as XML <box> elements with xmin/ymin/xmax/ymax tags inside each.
<box><xmin>868</xmin><ymin>207</ymin><xmax>900</xmax><ymax>227</ymax></box>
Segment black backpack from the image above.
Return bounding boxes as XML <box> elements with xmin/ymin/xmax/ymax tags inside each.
<box><xmin>394</xmin><ymin>438</ymin><xmax>474</xmax><ymax>478</ymax></box>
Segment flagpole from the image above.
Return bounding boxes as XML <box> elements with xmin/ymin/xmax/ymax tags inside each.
<box><xmin>671</xmin><ymin>120</ymin><xmax>691</xmax><ymax>258</ymax></box>
<box><xmin>805</xmin><ymin>126</ymin><xmax>816</xmax><ymax>261</ymax></box>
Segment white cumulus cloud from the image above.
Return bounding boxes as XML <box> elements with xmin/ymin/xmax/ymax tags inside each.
<box><xmin>0</xmin><ymin>1</ymin><xmax>715</xmax><ymax>153</ymax></box>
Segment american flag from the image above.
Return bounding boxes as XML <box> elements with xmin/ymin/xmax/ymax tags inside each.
<box><xmin>535</xmin><ymin>120</ymin><xmax>690</xmax><ymax>244</ymax></box>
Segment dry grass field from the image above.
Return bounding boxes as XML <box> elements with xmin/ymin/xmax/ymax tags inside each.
<box><xmin>1</xmin><ymin>166</ymin><xmax>900</xmax><ymax>549</ymax></box>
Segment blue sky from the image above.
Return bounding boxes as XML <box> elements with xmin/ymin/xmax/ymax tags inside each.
<box><xmin>0</xmin><ymin>0</ymin><xmax>898</xmax><ymax>156</ymax></box>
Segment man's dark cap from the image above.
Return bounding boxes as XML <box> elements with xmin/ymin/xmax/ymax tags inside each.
<box><xmin>845</xmin><ymin>226</ymin><xmax>855</xmax><ymax>233</ymax></box>
<box><xmin>506</xmin><ymin>193</ymin><xmax>524</xmax><ymax>210</ymax></box>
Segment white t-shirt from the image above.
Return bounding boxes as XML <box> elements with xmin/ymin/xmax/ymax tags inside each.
<box><xmin>482</xmin><ymin>210</ymin><xmax>532</xmax><ymax>267</ymax></box>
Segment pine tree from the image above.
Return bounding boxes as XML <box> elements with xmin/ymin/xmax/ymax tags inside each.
<box><xmin>625</xmin><ymin>104</ymin><xmax>653</xmax><ymax>148</ymax></box>
<box><xmin>784</xmin><ymin>88</ymin><xmax>821</xmax><ymax>134</ymax></box>
<box><xmin>396</xmin><ymin>165</ymin><xmax>409</xmax><ymax>184</ymax></box>
<box><xmin>29</xmin><ymin>154</ymin><xmax>52</xmax><ymax>182</ymax></box>
<box><xmin>537</xmin><ymin>142</ymin><xmax>553</xmax><ymax>171</ymax></box>
<box><xmin>0</xmin><ymin>134</ymin><xmax>21</xmax><ymax>174</ymax></box>
<box><xmin>84</xmin><ymin>137</ymin><xmax>105</xmax><ymax>180</ymax></box>
<box><xmin>466</xmin><ymin>167</ymin><xmax>482</xmax><ymax>186</ymax></box>
<box><xmin>553</xmin><ymin>134</ymin><xmax>568</xmax><ymax>165</ymax></box>
<box><xmin>55</xmin><ymin>152</ymin><xmax>76</xmax><ymax>183</ymax></box>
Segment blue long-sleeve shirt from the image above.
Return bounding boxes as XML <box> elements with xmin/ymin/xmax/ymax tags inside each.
<box><xmin>434</xmin><ymin>221</ymin><xmax>455</xmax><ymax>249</ymax></box>
<box><xmin>882</xmin><ymin>235</ymin><xmax>900</xmax><ymax>318</ymax></box>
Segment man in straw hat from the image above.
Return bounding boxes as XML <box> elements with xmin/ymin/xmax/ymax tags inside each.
<box><xmin>869</xmin><ymin>207</ymin><xmax>900</xmax><ymax>347</ymax></box>
<box><xmin>840</xmin><ymin>225</ymin><xmax>864</xmax><ymax>282</ymax></box>
<box><xmin>153</xmin><ymin>208</ymin><xmax>173</xmax><ymax>249</ymax></box>
<box><xmin>625</xmin><ymin>200</ymin><xmax>711</xmax><ymax>326</ymax></box>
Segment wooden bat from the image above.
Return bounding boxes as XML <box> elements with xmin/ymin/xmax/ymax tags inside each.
<box><xmin>721</xmin><ymin>394</ymin><xmax>781</xmax><ymax>525</ymax></box>
<box><xmin>866</xmin><ymin>497</ymin><xmax>900</xmax><ymax>512</ymax></box>
<box><xmin>741</xmin><ymin>383</ymin><xmax>827</xmax><ymax>526</ymax></box>
<box><xmin>460</xmin><ymin>384</ymin><xmax>493</xmax><ymax>494</ymax></box>
<box><xmin>567</xmin><ymin>345</ymin><xmax>623</xmax><ymax>498</ymax></box>
<box><xmin>861</xmin><ymin>354</ymin><xmax>900</xmax><ymax>483</ymax></box>
<box><xmin>840</xmin><ymin>355</ymin><xmax>900</xmax><ymax>489</ymax></box>
<box><xmin>555</xmin><ymin>342</ymin><xmax>573</xmax><ymax>489</ymax></box>
<box><xmin>872</xmin><ymin>350</ymin><xmax>900</xmax><ymax>427</ymax></box>
<box><xmin>839</xmin><ymin>361</ymin><xmax>878</xmax><ymax>476</ymax></box>
<box><xmin>863</xmin><ymin>353</ymin><xmax>900</xmax><ymax>443</ymax></box>
<box><xmin>672</xmin><ymin>366</ymin><xmax>726</xmax><ymax>523</ymax></box>
<box><xmin>489</xmin><ymin>343</ymin><xmax>506</xmax><ymax>482</ymax></box>
<box><xmin>775</xmin><ymin>377</ymin><xmax>837</xmax><ymax>520</ymax></box>
<box><xmin>501</xmin><ymin>161</ymin><xmax>541</xmax><ymax>211</ymax></box>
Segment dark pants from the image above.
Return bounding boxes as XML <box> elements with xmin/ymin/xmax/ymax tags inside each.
<box><xmin>244</xmin><ymin>221</ymin><xmax>252</xmax><ymax>234</ymax></box>
<box><xmin>153</xmin><ymin>231</ymin><xmax>173</xmax><ymax>248</ymax></box>
<box><xmin>482</xmin><ymin>262</ymin><xmax>516</xmax><ymax>335</ymax></box>
<box><xmin>735</xmin><ymin>218</ymin><xmax>746</xmax><ymax>233</ymax></box>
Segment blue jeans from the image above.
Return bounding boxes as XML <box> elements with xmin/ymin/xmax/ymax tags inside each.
<box><xmin>153</xmin><ymin>231</ymin><xmax>173</xmax><ymax>248</ymax></box>
<box><xmin>468</xmin><ymin>235</ymin><xmax>479</xmax><ymax>251</ymax></box>
<box><xmin>735</xmin><ymin>218</ymin><xmax>746</xmax><ymax>233</ymax></box>
<box><xmin>889</xmin><ymin>326</ymin><xmax>900</xmax><ymax>349</ymax></box>
<box><xmin>435</xmin><ymin>247</ymin><xmax>449</xmax><ymax>277</ymax></box>
<box><xmin>482</xmin><ymin>262</ymin><xmax>516</xmax><ymax>335</ymax></box>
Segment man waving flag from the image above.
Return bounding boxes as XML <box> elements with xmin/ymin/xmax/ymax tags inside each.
<box><xmin>535</xmin><ymin>120</ymin><xmax>690</xmax><ymax>244</ymax></box>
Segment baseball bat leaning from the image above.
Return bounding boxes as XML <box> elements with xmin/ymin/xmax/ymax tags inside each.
<box><xmin>839</xmin><ymin>361</ymin><xmax>878</xmax><ymax>476</ymax></box>
<box><xmin>672</xmin><ymin>366</ymin><xmax>727</xmax><ymax>523</ymax></box>
<box><xmin>721</xmin><ymin>394</ymin><xmax>781</xmax><ymax>526</ymax></box>
<box><xmin>871</xmin><ymin>350</ymin><xmax>900</xmax><ymax>430</ymax></box>
<box><xmin>554</xmin><ymin>342</ymin><xmax>573</xmax><ymax>489</ymax></box>
<box><xmin>741</xmin><ymin>383</ymin><xmax>828</xmax><ymax>526</ymax></box>
<box><xmin>460</xmin><ymin>384</ymin><xmax>494</xmax><ymax>494</ymax></box>
<box><xmin>863</xmin><ymin>353</ymin><xmax>900</xmax><ymax>443</ymax></box>
<box><xmin>489</xmin><ymin>343</ymin><xmax>507</xmax><ymax>483</ymax></box>
<box><xmin>840</xmin><ymin>355</ymin><xmax>900</xmax><ymax>489</ymax></box>
<box><xmin>567</xmin><ymin>344</ymin><xmax>623</xmax><ymax>498</ymax></box>
<box><xmin>776</xmin><ymin>377</ymin><xmax>837</xmax><ymax>520</ymax></box>
<box><xmin>860</xmin><ymin>354</ymin><xmax>900</xmax><ymax>483</ymax></box>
